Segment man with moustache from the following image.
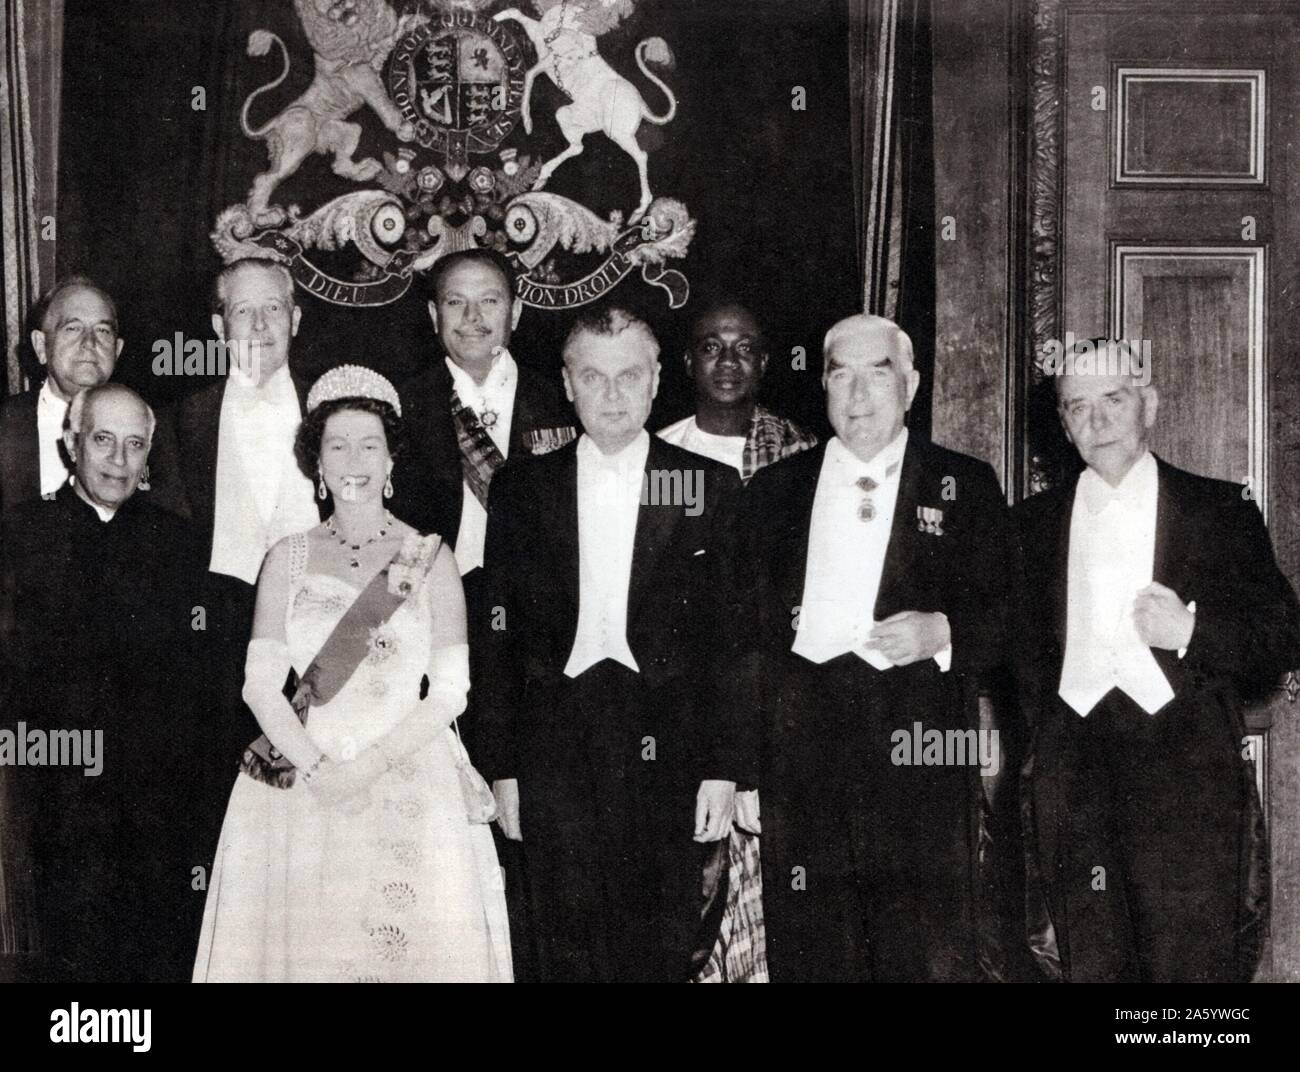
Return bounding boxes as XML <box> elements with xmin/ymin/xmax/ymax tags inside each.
<box><xmin>392</xmin><ymin>249</ymin><xmax>574</xmax><ymax>980</ymax></box>
<box><xmin>393</xmin><ymin>249</ymin><xmax>575</xmax><ymax>577</ymax></box>
<box><xmin>476</xmin><ymin>305</ymin><xmax>746</xmax><ymax>982</ymax></box>
<box><xmin>171</xmin><ymin>258</ymin><xmax>323</xmax><ymax>883</ymax></box>
<box><xmin>1014</xmin><ymin>339</ymin><xmax>1300</xmax><ymax>983</ymax></box>
<box><xmin>0</xmin><ymin>384</ymin><xmax>203</xmax><ymax>981</ymax></box>
<box><xmin>658</xmin><ymin>298</ymin><xmax>818</xmax><ymax>983</ymax></box>
<box><xmin>732</xmin><ymin>313</ymin><xmax>1013</xmax><ymax>982</ymax></box>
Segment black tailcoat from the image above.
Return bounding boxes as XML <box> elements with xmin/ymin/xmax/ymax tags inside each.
<box><xmin>733</xmin><ymin>436</ymin><xmax>1015</xmax><ymax>981</ymax></box>
<box><xmin>1013</xmin><ymin>457</ymin><xmax>1300</xmax><ymax>982</ymax></box>
<box><xmin>0</xmin><ymin>389</ymin><xmax>39</xmax><ymax>512</ymax></box>
<box><xmin>170</xmin><ymin>373</ymin><xmax>319</xmax><ymax>565</ymax></box>
<box><xmin>390</xmin><ymin>360</ymin><xmax>575</xmax><ymax>540</ymax></box>
<box><xmin>475</xmin><ymin>435</ymin><xmax>746</xmax><ymax>981</ymax></box>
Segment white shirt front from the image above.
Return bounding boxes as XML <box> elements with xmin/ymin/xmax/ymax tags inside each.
<box><xmin>793</xmin><ymin>430</ymin><xmax>952</xmax><ymax>671</ymax></box>
<box><xmin>209</xmin><ymin>364</ymin><xmax>318</xmax><ymax>584</ymax></box>
<box><xmin>1059</xmin><ymin>451</ymin><xmax>1175</xmax><ymax>715</ymax></box>
<box><xmin>447</xmin><ymin>350</ymin><xmax>518</xmax><ymax>576</ymax></box>
<box><xmin>657</xmin><ymin>415</ymin><xmax>746</xmax><ymax>475</ymax></box>
<box><xmin>229</xmin><ymin>363</ymin><xmax>299</xmax><ymax>521</ymax></box>
<box><xmin>36</xmin><ymin>381</ymin><xmax>71</xmax><ymax>495</ymax></box>
<box><xmin>563</xmin><ymin>431</ymin><xmax>649</xmax><ymax>679</ymax></box>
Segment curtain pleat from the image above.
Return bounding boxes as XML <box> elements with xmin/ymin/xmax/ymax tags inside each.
<box><xmin>847</xmin><ymin>0</ymin><xmax>934</xmax><ymax>314</ymax></box>
<box><xmin>847</xmin><ymin>0</ymin><xmax>934</xmax><ymax>435</ymax></box>
<box><xmin>0</xmin><ymin>0</ymin><xmax>59</xmax><ymax>962</ymax></box>
<box><xmin>1</xmin><ymin>0</ymin><xmax>60</xmax><ymax>398</ymax></box>
<box><xmin>23</xmin><ymin>0</ymin><xmax>60</xmax><ymax>309</ymax></box>
<box><xmin>849</xmin><ymin>0</ymin><xmax>899</xmax><ymax>315</ymax></box>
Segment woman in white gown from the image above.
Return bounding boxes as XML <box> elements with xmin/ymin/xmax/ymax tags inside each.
<box><xmin>193</xmin><ymin>366</ymin><xmax>511</xmax><ymax>982</ymax></box>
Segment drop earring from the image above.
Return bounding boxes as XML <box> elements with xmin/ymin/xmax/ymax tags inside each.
<box><xmin>383</xmin><ymin>472</ymin><xmax>394</xmax><ymax>499</ymax></box>
<box><xmin>137</xmin><ymin>465</ymin><xmax>151</xmax><ymax>492</ymax></box>
<box><xmin>318</xmin><ymin>473</ymin><xmax>328</xmax><ymax>501</ymax></box>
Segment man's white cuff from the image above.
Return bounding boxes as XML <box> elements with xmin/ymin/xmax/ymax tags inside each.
<box><xmin>1178</xmin><ymin>600</ymin><xmax>1197</xmax><ymax>660</ymax></box>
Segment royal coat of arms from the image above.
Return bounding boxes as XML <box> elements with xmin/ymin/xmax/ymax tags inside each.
<box><xmin>211</xmin><ymin>0</ymin><xmax>694</xmax><ymax>310</ymax></box>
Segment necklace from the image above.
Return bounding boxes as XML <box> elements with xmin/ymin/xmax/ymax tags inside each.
<box><xmin>325</xmin><ymin>511</ymin><xmax>394</xmax><ymax>569</ymax></box>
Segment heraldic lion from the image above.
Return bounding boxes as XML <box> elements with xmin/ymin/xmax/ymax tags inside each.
<box><xmin>241</xmin><ymin>0</ymin><xmax>422</xmax><ymax>226</ymax></box>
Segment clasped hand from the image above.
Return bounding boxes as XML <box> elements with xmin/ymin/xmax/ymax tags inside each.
<box><xmin>1133</xmin><ymin>582</ymin><xmax>1195</xmax><ymax>650</ymax></box>
<box><xmin>865</xmin><ymin>610</ymin><xmax>950</xmax><ymax>666</ymax></box>
<box><xmin>304</xmin><ymin>748</ymin><xmax>388</xmax><ymax>811</ymax></box>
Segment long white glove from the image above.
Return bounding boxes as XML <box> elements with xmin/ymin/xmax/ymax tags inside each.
<box><xmin>310</xmin><ymin>643</ymin><xmax>471</xmax><ymax>806</ymax></box>
<box><xmin>242</xmin><ymin>636</ymin><xmax>326</xmax><ymax>774</ymax></box>
<box><xmin>370</xmin><ymin>641</ymin><xmax>470</xmax><ymax>763</ymax></box>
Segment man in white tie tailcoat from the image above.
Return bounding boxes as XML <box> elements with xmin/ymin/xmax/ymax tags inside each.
<box><xmin>476</xmin><ymin>305</ymin><xmax>746</xmax><ymax>982</ymax></box>
<box><xmin>1013</xmin><ymin>338</ymin><xmax>1300</xmax><ymax>982</ymax></box>
<box><xmin>731</xmin><ymin>313</ymin><xmax>1015</xmax><ymax>982</ymax></box>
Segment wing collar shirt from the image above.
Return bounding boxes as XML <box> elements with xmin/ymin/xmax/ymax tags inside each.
<box><xmin>564</xmin><ymin>430</ymin><xmax>649</xmax><ymax>679</ymax></box>
<box><xmin>447</xmin><ymin>350</ymin><xmax>517</xmax><ymax>575</ymax></box>
<box><xmin>1059</xmin><ymin>450</ymin><xmax>1177</xmax><ymax>715</ymax></box>
<box><xmin>209</xmin><ymin>363</ymin><xmax>318</xmax><ymax>584</ymax></box>
<box><xmin>37</xmin><ymin>381</ymin><xmax>71</xmax><ymax>496</ymax></box>
<box><xmin>793</xmin><ymin>429</ymin><xmax>951</xmax><ymax>671</ymax></box>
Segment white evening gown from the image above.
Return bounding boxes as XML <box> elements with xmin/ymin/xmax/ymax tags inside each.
<box><xmin>193</xmin><ymin>560</ymin><xmax>511</xmax><ymax>982</ymax></box>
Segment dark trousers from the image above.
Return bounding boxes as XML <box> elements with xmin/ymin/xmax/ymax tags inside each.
<box><xmin>518</xmin><ymin>661</ymin><xmax>706</xmax><ymax>982</ymax></box>
<box><xmin>462</xmin><ymin>565</ymin><xmax>538</xmax><ymax>982</ymax></box>
<box><xmin>762</xmin><ymin>654</ymin><xmax>978</xmax><ymax>982</ymax></box>
<box><xmin>1051</xmin><ymin>690</ymin><xmax>1245</xmax><ymax>983</ymax></box>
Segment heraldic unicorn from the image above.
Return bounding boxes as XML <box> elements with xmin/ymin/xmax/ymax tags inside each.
<box><xmin>212</xmin><ymin>0</ymin><xmax>696</xmax><ymax>310</ymax></box>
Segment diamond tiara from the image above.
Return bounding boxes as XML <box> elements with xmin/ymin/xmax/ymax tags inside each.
<box><xmin>306</xmin><ymin>364</ymin><xmax>402</xmax><ymax>417</ymax></box>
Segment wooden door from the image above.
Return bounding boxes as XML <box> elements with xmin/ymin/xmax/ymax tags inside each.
<box><xmin>1025</xmin><ymin>0</ymin><xmax>1300</xmax><ymax>980</ymax></box>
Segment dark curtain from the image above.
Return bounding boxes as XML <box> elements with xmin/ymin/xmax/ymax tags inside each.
<box><xmin>57</xmin><ymin>0</ymin><xmax>860</xmax><ymax>439</ymax></box>
<box><xmin>3</xmin><ymin>0</ymin><xmax>62</xmax><ymax>397</ymax></box>
<box><xmin>849</xmin><ymin>0</ymin><xmax>935</xmax><ymax>441</ymax></box>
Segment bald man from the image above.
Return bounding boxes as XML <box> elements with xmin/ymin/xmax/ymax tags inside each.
<box><xmin>730</xmin><ymin>314</ymin><xmax>1014</xmax><ymax>981</ymax></box>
